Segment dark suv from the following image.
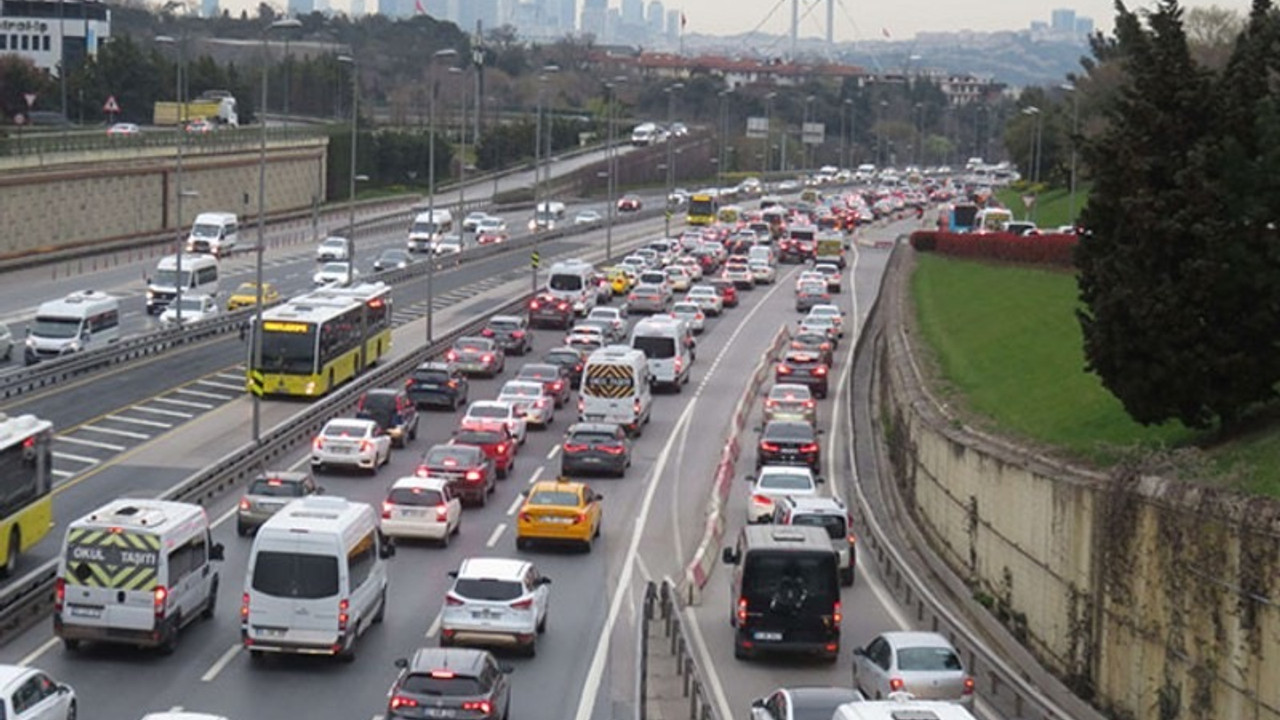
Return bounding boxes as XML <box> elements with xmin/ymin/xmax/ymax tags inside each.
<box><xmin>356</xmin><ymin>388</ymin><xmax>420</xmax><ymax>448</ymax></box>
<box><xmin>528</xmin><ymin>293</ymin><xmax>574</xmax><ymax>330</ymax></box>
<box><xmin>416</xmin><ymin>444</ymin><xmax>495</xmax><ymax>506</ymax></box>
<box><xmin>388</xmin><ymin>647</ymin><xmax>512</xmax><ymax>720</ymax></box>
<box><xmin>482</xmin><ymin>315</ymin><xmax>532</xmax><ymax>356</ymax></box>
<box><xmin>756</xmin><ymin>420</ymin><xmax>821</xmax><ymax>473</ymax></box>
<box><xmin>406</xmin><ymin>361</ymin><xmax>470</xmax><ymax>410</ymax></box>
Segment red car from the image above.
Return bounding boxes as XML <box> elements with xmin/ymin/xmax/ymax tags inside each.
<box><xmin>477</xmin><ymin>231</ymin><xmax>508</xmax><ymax>245</ymax></box>
<box><xmin>450</xmin><ymin>423</ymin><xmax>518</xmax><ymax>479</ymax></box>
<box><xmin>617</xmin><ymin>195</ymin><xmax>643</xmax><ymax>212</ymax></box>
<box><xmin>708</xmin><ymin>278</ymin><xmax>739</xmax><ymax>308</ymax></box>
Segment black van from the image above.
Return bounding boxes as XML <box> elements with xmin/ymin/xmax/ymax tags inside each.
<box><xmin>721</xmin><ymin>525</ymin><xmax>841</xmax><ymax>662</ymax></box>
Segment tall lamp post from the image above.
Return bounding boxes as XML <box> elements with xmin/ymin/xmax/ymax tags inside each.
<box><xmin>763</xmin><ymin>91</ymin><xmax>776</xmax><ymax>177</ymax></box>
<box><xmin>877</xmin><ymin>99</ymin><xmax>888</xmax><ymax>167</ymax></box>
<box><xmin>663</xmin><ymin>82</ymin><xmax>684</xmax><ymax>238</ymax></box>
<box><xmin>155</xmin><ymin>33</ymin><xmax>188</xmax><ymax>325</ymax></box>
<box><xmin>716</xmin><ymin>88</ymin><xmax>731</xmax><ymax>187</ymax></box>
<box><xmin>250</xmin><ymin>17</ymin><xmax>301</xmax><ymax>444</ymax></box>
<box><xmin>604</xmin><ymin>76</ymin><xmax>626</xmax><ymax>263</ymax></box>
<box><xmin>1061</xmin><ymin>83</ymin><xmax>1080</xmax><ymax>226</ymax></box>
<box><xmin>1022</xmin><ymin>106</ymin><xmax>1042</xmax><ymax>224</ymax></box>
<box><xmin>531</xmin><ymin>66</ymin><xmax>558</xmax><ymax>292</ymax></box>
<box><xmin>802</xmin><ymin>94</ymin><xmax>815</xmax><ymax>171</ymax></box>
<box><xmin>424</xmin><ymin>47</ymin><xmax>459</xmax><ymax>343</ymax></box>
<box><xmin>840</xmin><ymin>97</ymin><xmax>852</xmax><ymax>169</ymax></box>
<box><xmin>336</xmin><ymin>54</ymin><xmax>360</xmax><ymax>274</ymax></box>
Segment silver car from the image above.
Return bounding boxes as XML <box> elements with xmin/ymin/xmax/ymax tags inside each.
<box><xmin>0</xmin><ymin>322</ymin><xmax>12</xmax><ymax>362</ymax></box>
<box><xmin>236</xmin><ymin>471</ymin><xmax>322</xmax><ymax>536</ymax></box>
<box><xmin>852</xmin><ymin>631</ymin><xmax>975</xmax><ymax>708</ymax></box>
<box><xmin>626</xmin><ymin>284</ymin><xmax>671</xmax><ymax>315</ymax></box>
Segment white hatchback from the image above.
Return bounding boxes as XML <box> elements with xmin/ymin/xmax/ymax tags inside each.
<box><xmin>310</xmin><ymin>418</ymin><xmax>392</xmax><ymax>474</ymax></box>
<box><xmin>685</xmin><ymin>286</ymin><xmax>724</xmax><ymax>316</ymax></box>
<box><xmin>0</xmin><ymin>664</ymin><xmax>75</xmax><ymax>720</ymax></box>
<box><xmin>380</xmin><ymin>476</ymin><xmax>462</xmax><ymax>545</ymax></box>
<box><xmin>746</xmin><ymin>465</ymin><xmax>822</xmax><ymax>523</ymax></box>
<box><xmin>313</xmin><ymin>262</ymin><xmax>358</xmax><ymax>286</ymax></box>
<box><xmin>748</xmin><ymin>260</ymin><xmax>777</xmax><ymax>284</ymax></box>
<box><xmin>441</xmin><ymin>557</ymin><xmax>552</xmax><ymax>656</ymax></box>
<box><xmin>497</xmin><ymin>380</ymin><xmax>555</xmax><ymax>428</ymax></box>
<box><xmin>807</xmin><ymin>304</ymin><xmax>846</xmax><ymax>337</ymax></box>
<box><xmin>462</xmin><ymin>400</ymin><xmax>528</xmax><ymax>445</ymax></box>
<box><xmin>670</xmin><ymin>302</ymin><xmax>706</xmax><ymax>334</ymax></box>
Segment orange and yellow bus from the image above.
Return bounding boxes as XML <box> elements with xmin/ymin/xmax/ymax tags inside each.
<box><xmin>0</xmin><ymin>413</ymin><xmax>54</xmax><ymax>577</ymax></box>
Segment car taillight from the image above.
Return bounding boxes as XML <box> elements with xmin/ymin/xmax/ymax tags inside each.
<box><xmin>360</xmin><ymin>440</ymin><xmax>372</xmax><ymax>453</ymax></box>
<box><xmin>446</xmin><ymin>350</ymin><xmax>458</xmax><ymax>361</ymax></box>
<box><xmin>54</xmin><ymin>578</ymin><xmax>65</xmax><ymax>612</ymax></box>
<box><xmin>751</xmin><ymin>493</ymin><xmax>772</xmax><ymax>506</ymax></box>
<box><xmin>832</xmin><ymin>600</ymin><xmax>842</xmax><ymax>625</ymax></box>
<box><xmin>564</xmin><ymin>443</ymin><xmax>589</xmax><ymax>453</ymax></box>
<box><xmin>674</xmin><ymin>356</ymin><xmax>683</xmax><ymax>372</ymax></box>
<box><xmin>800</xmin><ymin>443</ymin><xmax>819</xmax><ymax>453</ymax></box>
<box><xmin>761</xmin><ymin>441</ymin><xmax>780</xmax><ymax>452</ymax></box>
<box><xmin>572</xmin><ymin>512</ymin><xmax>587</xmax><ymax>524</ymax></box>
<box><xmin>415</xmin><ymin>465</ymin><xmax>429</xmax><ymax>478</ymax></box>
<box><xmin>338</xmin><ymin>599</ymin><xmax>350</xmax><ymax>631</ymax></box>
<box><xmin>436</xmin><ymin>504</ymin><xmax>449</xmax><ymax>521</ymax></box>
<box><xmin>465</xmin><ymin>470</ymin><xmax>482</xmax><ymax>482</ymax></box>
<box><xmin>482</xmin><ymin>353</ymin><xmax>493</xmax><ymax>362</ymax></box>
<box><xmin>313</xmin><ymin>437</ymin><xmax>325</xmax><ymax>450</ymax></box>
<box><xmin>765</xmin><ymin>399</ymin><xmax>776</xmax><ymax>408</ymax></box>
<box><xmin>445</xmin><ymin>593</ymin><xmax>465</xmax><ymax>606</ymax></box>
<box><xmin>963</xmin><ymin>677</ymin><xmax>975</xmax><ymax>695</ymax></box>
<box><xmin>381</xmin><ymin>502</ymin><xmax>393</xmax><ymax>519</ymax></box>
<box><xmin>513</xmin><ymin>330</ymin><xmax>525</xmax><ymax>338</ymax></box>
<box><xmin>551</xmin><ymin>380</ymin><xmax>563</xmax><ymax>391</ymax></box>
<box><xmin>558</xmin><ymin>301</ymin><xmax>569</xmax><ymax>310</ymax></box>
<box><xmin>497</xmin><ymin>442</ymin><xmax>509</xmax><ymax>455</ymax></box>
<box><xmin>805</xmin><ymin>400</ymin><xmax>816</xmax><ymax>408</ymax></box>
<box><xmin>240</xmin><ymin>592</ymin><xmax>250</xmax><ymax>620</ymax></box>
<box><xmin>510</xmin><ymin>597</ymin><xmax>534</xmax><ymax>610</ymax></box>
<box><xmin>578</xmin><ymin>398</ymin><xmax>586</xmax><ymax>413</ymax></box>
<box><xmin>481</xmin><ymin>328</ymin><xmax>495</xmax><ymax>336</ymax></box>
<box><xmin>777</xmin><ymin>365</ymin><xmax>792</xmax><ymax>375</ymax></box>
<box><xmin>239</xmin><ymin>498</ymin><xmax>251</xmax><ymax>510</ymax></box>
<box><xmin>813</xmin><ymin>366</ymin><xmax>828</xmax><ymax>376</ymax></box>
<box><xmin>600</xmin><ymin>444</ymin><xmax>626</xmax><ymax>455</ymax></box>
<box><xmin>462</xmin><ymin>700</ymin><xmax>493</xmax><ymax>714</ymax></box>
<box><xmin>154</xmin><ymin>586</ymin><xmax>168</xmax><ymax>619</ymax></box>
<box><xmin>633</xmin><ymin>398</ymin><xmax>643</xmax><ymax>414</ymax></box>
<box><xmin>736</xmin><ymin>597</ymin><xmax>748</xmax><ymax>623</ymax></box>
<box><xmin>389</xmin><ymin>696</ymin><xmax>419</xmax><ymax>710</ymax></box>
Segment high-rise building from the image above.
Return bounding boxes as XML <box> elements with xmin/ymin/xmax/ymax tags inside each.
<box><xmin>647</xmin><ymin>0</ymin><xmax>663</xmax><ymax>35</ymax></box>
<box><xmin>350</xmin><ymin>0</ymin><xmax>364</xmax><ymax>16</ymax></box>
<box><xmin>581</xmin><ymin>0</ymin><xmax>605</xmax><ymax>36</ymax></box>
<box><xmin>666</xmin><ymin>7</ymin><xmax>678</xmax><ymax>40</ymax></box>
<box><xmin>1075</xmin><ymin>16</ymin><xmax>1094</xmax><ymax>36</ymax></box>
<box><xmin>200</xmin><ymin>0</ymin><xmax>219</xmax><ymax>17</ymax></box>
<box><xmin>288</xmin><ymin>0</ymin><xmax>314</xmax><ymax>16</ymax></box>
<box><xmin>1050</xmin><ymin>8</ymin><xmax>1075</xmax><ymax>34</ymax></box>
<box><xmin>557</xmin><ymin>0</ymin><xmax>575</xmax><ymax>31</ymax></box>
<box><xmin>620</xmin><ymin>0</ymin><xmax>643</xmax><ymax>26</ymax></box>
<box><xmin>606</xmin><ymin>6</ymin><xmax>620</xmax><ymax>40</ymax></box>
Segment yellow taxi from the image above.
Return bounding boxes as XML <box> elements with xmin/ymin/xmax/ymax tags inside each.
<box><xmin>605</xmin><ymin>267</ymin><xmax>634</xmax><ymax>296</ymax></box>
<box><xmin>226</xmin><ymin>281</ymin><xmax>281</xmax><ymax>311</ymax></box>
<box><xmin>515</xmin><ymin>478</ymin><xmax>603</xmax><ymax>552</ymax></box>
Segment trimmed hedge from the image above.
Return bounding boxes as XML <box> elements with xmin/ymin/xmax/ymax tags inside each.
<box><xmin>909</xmin><ymin>230</ymin><xmax>1077</xmax><ymax>267</ymax></box>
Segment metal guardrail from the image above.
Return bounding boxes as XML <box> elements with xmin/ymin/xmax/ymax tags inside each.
<box><xmin>646</xmin><ymin>580</ymin><xmax>723</xmax><ymax>720</ymax></box>
<box><xmin>0</xmin><ymin>125</ymin><xmax>329</xmax><ymax>158</ymax></box>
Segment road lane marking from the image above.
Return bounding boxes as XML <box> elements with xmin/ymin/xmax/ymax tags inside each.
<box><xmin>527</xmin><ymin>465</ymin><xmax>544</xmax><ymax>484</ymax></box>
<box><xmin>52</xmin><ymin>451</ymin><xmax>98</xmax><ymax>464</ymax></box>
<box><xmin>153</xmin><ymin>397</ymin><xmax>214</xmax><ymax>409</ymax></box>
<box><xmin>546</xmin><ymin>445</ymin><xmax>560</xmax><ymax>460</ymax></box>
<box><xmin>212</xmin><ymin>504</ymin><xmax>238</xmax><ymax>529</ymax></box>
<box><xmin>197</xmin><ymin>379</ymin><xmax>247</xmax><ymax>392</ymax></box>
<box><xmin>215</xmin><ymin>373</ymin><xmax>246</xmax><ymax>382</ymax></box>
<box><xmin>828</xmin><ymin>243</ymin><xmax>860</xmax><ymax>504</ymax></box>
<box><xmin>106</xmin><ymin>414</ymin><xmax>172</xmax><ymax>429</ymax></box>
<box><xmin>78</xmin><ymin>425</ymin><xmax>150</xmax><ymax>440</ymax></box>
<box><xmin>52</xmin><ymin>469</ymin><xmax>73</xmax><ymax>478</ymax></box>
<box><xmin>131</xmin><ymin>405</ymin><xmax>194</xmax><ymax>418</ymax></box>
<box><xmin>485</xmin><ymin>523</ymin><xmax>507</xmax><ymax>548</ymax></box>
<box><xmin>200</xmin><ymin>643</ymin><xmax>241</xmax><ymax>682</ymax></box>
<box><xmin>175</xmin><ymin>388</ymin><xmax>234</xmax><ymax>401</ymax></box>
<box><xmin>56</xmin><ymin>436</ymin><xmax>125</xmax><ymax>451</ymax></box>
<box><xmin>506</xmin><ymin>495</ymin><xmax>523</xmax><ymax>516</ymax></box>
<box><xmin>18</xmin><ymin>637</ymin><xmax>58</xmax><ymax>667</ymax></box>
<box><xmin>425</xmin><ymin>611</ymin><xmax>442</xmax><ymax>638</ymax></box>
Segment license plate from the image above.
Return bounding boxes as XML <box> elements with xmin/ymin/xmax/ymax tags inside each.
<box><xmin>332</xmin><ymin>447</ymin><xmax>353</xmax><ymax>455</ymax></box>
<box><xmin>585</xmin><ymin>415</ymin><xmax>604</xmax><ymax>421</ymax></box>
<box><xmin>425</xmin><ymin>709</ymin><xmax>456</xmax><ymax>718</ymax></box>
<box><xmin>69</xmin><ymin>605</ymin><xmax>101</xmax><ymax>619</ymax></box>
<box><xmin>472</xmin><ymin>610</ymin><xmax>499</xmax><ymax>619</ymax></box>
<box><xmin>546</xmin><ymin>517</ymin><xmax>573</xmax><ymax>524</ymax></box>
<box><xmin>754</xmin><ymin>631</ymin><xmax>783</xmax><ymax>641</ymax></box>
<box><xmin>257</xmin><ymin>627</ymin><xmax>286</xmax><ymax>637</ymax></box>
<box><xmin>400</xmin><ymin>508</ymin><xmax>428</xmax><ymax>518</ymax></box>
<box><xmin>421</xmin><ymin>383</ymin><xmax>440</xmax><ymax>390</ymax></box>
<box><xmin>780</xmin><ymin>449</ymin><xmax>797</xmax><ymax>455</ymax></box>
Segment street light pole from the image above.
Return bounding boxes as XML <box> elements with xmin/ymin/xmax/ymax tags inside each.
<box><xmin>156</xmin><ymin>33</ymin><xmax>188</xmax><ymax>325</ymax></box>
<box><xmin>1021</xmin><ymin>106</ymin><xmax>1041</xmax><ymax>224</ymax></box>
<box><xmin>764</xmin><ymin>91</ymin><xmax>776</xmax><ymax>177</ymax></box>
<box><xmin>663</xmin><ymin>82</ymin><xmax>684</xmax><ymax>238</ymax></box>
<box><xmin>802</xmin><ymin>95</ymin><xmax>815</xmax><ymax>171</ymax></box>
<box><xmin>1063</xmin><ymin>84</ymin><xmax>1080</xmax><ymax>226</ymax></box>
<box><xmin>426</xmin><ymin>48</ymin><xmax>458</xmax><ymax>343</ymax></box>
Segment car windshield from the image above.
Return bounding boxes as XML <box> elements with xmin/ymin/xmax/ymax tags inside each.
<box><xmin>759</xmin><ymin>472</ymin><xmax>814</xmax><ymax>490</ymax></box>
<box><xmin>897</xmin><ymin>646</ymin><xmax>964</xmax><ymax>672</ymax></box>
<box><xmin>323</xmin><ymin>422</ymin><xmax>369</xmax><ymax>438</ymax></box>
<box><xmin>359</xmin><ymin>393</ymin><xmax>398</xmax><ymax>415</ymax></box>
<box><xmin>191</xmin><ymin>223</ymin><xmax>220</xmax><ymax>238</ymax></box>
<box><xmin>388</xmin><ymin>487</ymin><xmax>445</xmax><ymax>506</ymax></box>
<box><xmin>549</xmin><ymin>274</ymin><xmax>584</xmax><ymax>291</ymax></box>
<box><xmin>414</xmin><ymin>369</ymin><xmax>451</xmax><ymax>383</ymax></box>
<box><xmin>172</xmin><ymin>297</ymin><xmax>206</xmax><ymax>312</ymax></box>
<box><xmin>234</xmin><ymin>283</ymin><xmax>260</xmax><ymax>296</ymax></box>
<box><xmin>800</xmin><ymin>283</ymin><xmax>826</xmax><ymax>294</ymax></box>
<box><xmin>766</xmin><ymin>423</ymin><xmax>815</xmax><ymax>441</ymax></box>
<box><xmin>454</xmin><ymin>577</ymin><xmax>524</xmax><ymax>601</ymax></box>
<box><xmin>489</xmin><ymin>319</ymin><xmax>520</xmax><ymax>331</ymax></box>
<box><xmin>469</xmin><ymin>405</ymin><xmax>507</xmax><ymax>419</ymax></box>
<box><xmin>29</xmin><ymin>315</ymin><xmax>80</xmax><ymax>340</ymax></box>
<box><xmin>247</xmin><ymin>478</ymin><xmax>308</xmax><ymax>496</ymax></box>
<box><xmin>792</xmin><ymin>513</ymin><xmax>846</xmax><ymax>540</ymax></box>
<box><xmin>673</xmin><ymin>305</ymin><xmax>699</xmax><ymax>315</ymax></box>
<box><xmin>321</xmin><ymin>263</ymin><xmax>347</xmax><ymax>274</ymax></box>
<box><xmin>322</xmin><ymin>239</ymin><xmax>345</xmax><ymax>249</ymax></box>
<box><xmin>770</xmin><ymin>387</ymin><xmax>811</xmax><ymax>401</ymax></box>
<box><xmin>529</xmin><ymin>490</ymin><xmax>579</xmax><ymax>506</ymax></box>
<box><xmin>251</xmin><ymin>551</ymin><xmax>339</xmax><ymax>599</ymax></box>
<box><xmin>502</xmin><ymin>384</ymin><xmax>540</xmax><ymax>397</ymax></box>
<box><xmin>570</xmin><ymin>431</ymin><xmax>618</xmax><ymax>444</ymax></box>
<box><xmin>742</xmin><ymin>553</ymin><xmax>837</xmax><ymax>604</ymax></box>
<box><xmin>633</xmin><ymin>336</ymin><xmax>676</xmax><ymax>360</ymax></box>
<box><xmin>456</xmin><ymin>340</ymin><xmax>488</xmax><ymax>352</ymax></box>
<box><xmin>454</xmin><ymin>430</ymin><xmax>505</xmax><ymax>445</ymax></box>
<box><xmin>400</xmin><ymin>673</ymin><xmax>483</xmax><ymax>697</ymax></box>
<box><xmin>152</xmin><ymin>269</ymin><xmax>192</xmax><ymax>287</ymax></box>
<box><xmin>426</xmin><ymin>447</ymin><xmax>478</xmax><ymax>465</ymax></box>
<box><xmin>546</xmin><ymin>351</ymin><xmax>579</xmax><ymax>364</ymax></box>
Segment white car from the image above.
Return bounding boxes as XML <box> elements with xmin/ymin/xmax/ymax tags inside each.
<box><xmin>673</xmin><ymin>257</ymin><xmax>704</xmax><ymax>281</ymax></box>
<box><xmin>620</xmin><ymin>255</ymin><xmax>649</xmax><ymax>273</ymax></box>
<box><xmin>746</xmin><ymin>465</ymin><xmax>822</xmax><ymax>523</ymax></box>
<box><xmin>795</xmin><ymin>270</ymin><xmax>826</xmax><ymax>291</ymax></box>
<box><xmin>462</xmin><ymin>400</ymin><xmax>528</xmax><ymax>445</ymax></box>
<box><xmin>665</xmin><ymin>265</ymin><xmax>693</xmax><ymax>292</ymax></box>
<box><xmin>799</xmin><ymin>315</ymin><xmax>841</xmax><ymax>345</ymax></box>
<box><xmin>670</xmin><ymin>301</ymin><xmax>706</xmax><ymax>334</ymax></box>
<box><xmin>462</xmin><ymin>211</ymin><xmax>491</xmax><ymax>232</ymax></box>
<box><xmin>685</xmin><ymin>286</ymin><xmax>724</xmax><ymax>316</ymax></box>
<box><xmin>379</xmin><ymin>476</ymin><xmax>462</xmax><ymax>545</ymax></box>
<box><xmin>440</xmin><ymin>557</ymin><xmax>551</xmax><ymax>655</ymax></box>
<box><xmin>497</xmin><ymin>380</ymin><xmax>555</xmax><ymax>428</ymax></box>
<box><xmin>586</xmin><ymin>307</ymin><xmax>628</xmax><ymax>338</ymax></box>
<box><xmin>807</xmin><ymin>304</ymin><xmax>846</xmax><ymax>337</ymax></box>
<box><xmin>0</xmin><ymin>665</ymin><xmax>75</xmax><ymax>720</ymax></box>
<box><xmin>159</xmin><ymin>294</ymin><xmax>220</xmax><ymax>326</ymax></box>
<box><xmin>813</xmin><ymin>262</ymin><xmax>843</xmax><ymax>292</ymax></box>
<box><xmin>574</xmin><ymin>210</ymin><xmax>604</xmax><ymax>225</ymax></box>
<box><xmin>107</xmin><ymin>122</ymin><xmax>141</xmax><ymax>136</ymax></box>
<box><xmin>313</xmin><ymin>262</ymin><xmax>358</xmax><ymax>286</ymax></box>
<box><xmin>748</xmin><ymin>260</ymin><xmax>777</xmax><ymax>284</ymax></box>
<box><xmin>310</xmin><ymin>418</ymin><xmax>392</xmax><ymax>474</ymax></box>
<box><xmin>436</xmin><ymin>234</ymin><xmax>464</xmax><ymax>255</ymax></box>
<box><xmin>316</xmin><ymin>236</ymin><xmax>351</xmax><ymax>261</ymax></box>
<box><xmin>476</xmin><ymin>216</ymin><xmax>508</xmax><ymax>236</ymax></box>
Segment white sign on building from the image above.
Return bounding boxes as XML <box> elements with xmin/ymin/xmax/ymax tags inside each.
<box><xmin>746</xmin><ymin>116</ymin><xmax>769</xmax><ymax>139</ymax></box>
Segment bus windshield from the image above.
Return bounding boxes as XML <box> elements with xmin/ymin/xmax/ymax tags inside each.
<box><xmin>258</xmin><ymin>327</ymin><xmax>317</xmax><ymax>374</ymax></box>
<box><xmin>30</xmin><ymin>316</ymin><xmax>81</xmax><ymax>339</ymax></box>
<box><xmin>689</xmin><ymin>197</ymin><xmax>715</xmax><ymax>217</ymax></box>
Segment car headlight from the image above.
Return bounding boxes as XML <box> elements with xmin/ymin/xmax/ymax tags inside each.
<box><xmin>66</xmin><ymin>341</ymin><xmax>81</xmax><ymax>353</ymax></box>
<box><xmin>25</xmin><ymin>337</ymin><xmax>37</xmax><ymax>349</ymax></box>
<box><xmin>146</xmin><ymin>290</ymin><xmax>156</xmax><ymax>299</ymax></box>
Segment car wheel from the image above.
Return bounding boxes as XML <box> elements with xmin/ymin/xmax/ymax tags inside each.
<box><xmin>498</xmin><ymin>465</ymin><xmax>509</xmax><ymax>480</ymax></box>
<box><xmin>440</xmin><ymin>527</ymin><xmax>451</xmax><ymax>547</ymax></box>
<box><xmin>62</xmin><ymin>638</ymin><xmax>80</xmax><ymax>652</ymax></box>
<box><xmin>409</xmin><ymin>421</ymin><xmax>418</xmax><ymax>441</ymax></box>
<box><xmin>202</xmin><ymin>579</ymin><xmax>218</xmax><ymax>620</ymax></box>
<box><xmin>477</xmin><ymin>491</ymin><xmax>488</xmax><ymax>508</ymax></box>
<box><xmin>236</xmin><ymin>520</ymin><xmax>248</xmax><ymax>537</ymax></box>
<box><xmin>516</xmin><ymin>537</ymin><xmax>529</xmax><ymax>551</ymax></box>
<box><xmin>1</xmin><ymin>528</ymin><xmax>19</xmax><ymax>578</ymax></box>
<box><xmin>734</xmin><ymin>640</ymin><xmax>750</xmax><ymax>660</ymax></box>
<box><xmin>65</xmin><ymin>699</ymin><xmax>76</xmax><ymax>720</ymax></box>
<box><xmin>537</xmin><ymin>610</ymin><xmax>547</xmax><ymax>634</ymax></box>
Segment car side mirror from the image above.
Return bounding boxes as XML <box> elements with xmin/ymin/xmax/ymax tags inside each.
<box><xmin>520</xmin><ymin>489</ymin><xmax>529</xmax><ymax>496</ymax></box>
<box><xmin>58</xmin><ymin>684</ymin><xmax>72</xmax><ymax>695</ymax></box>
<box><xmin>750</xmin><ymin>698</ymin><xmax>765</xmax><ymax>709</ymax></box>
<box><xmin>499</xmin><ymin>664</ymin><xmax>514</xmax><ymax>674</ymax></box>
<box><xmin>816</xmin><ymin>476</ymin><xmax>826</xmax><ymax>485</ymax></box>
<box><xmin>596</xmin><ymin>493</ymin><xmax>604</xmax><ymax>500</ymax></box>
<box><xmin>721</xmin><ymin>547</ymin><xmax>738</xmax><ymax>564</ymax></box>
<box><xmin>447</xmin><ymin>570</ymin><xmax>458</xmax><ymax>578</ymax></box>
<box><xmin>209</xmin><ymin>543</ymin><xmax>225</xmax><ymax>561</ymax></box>
<box><xmin>537</xmin><ymin>577</ymin><xmax>552</xmax><ymax>586</ymax></box>
<box><xmin>394</xmin><ymin>658</ymin><xmax>409</xmax><ymax>669</ymax></box>
<box><xmin>852</xmin><ymin>646</ymin><xmax>866</xmax><ymax>657</ymax></box>
<box><xmin>315</xmin><ymin>486</ymin><xmax>326</xmax><ymax>495</ymax></box>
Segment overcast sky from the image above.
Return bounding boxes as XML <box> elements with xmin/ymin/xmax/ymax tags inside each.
<box><xmin>677</xmin><ymin>0</ymin><xmax>1254</xmax><ymax>41</ymax></box>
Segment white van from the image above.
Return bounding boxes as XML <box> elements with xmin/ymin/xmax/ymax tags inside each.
<box><xmin>830</xmin><ymin>696</ymin><xmax>978</xmax><ymax>720</ymax></box>
<box><xmin>407</xmin><ymin>209</ymin><xmax>454</xmax><ymax>252</ymax></box>
<box><xmin>185</xmin><ymin>212</ymin><xmax>239</xmax><ymax>257</ymax></box>
<box><xmin>579</xmin><ymin>346</ymin><xmax>653</xmax><ymax>436</ymax></box>
<box><xmin>748</xmin><ymin>245</ymin><xmax>776</xmax><ymax>266</ymax></box>
<box><xmin>630</xmin><ymin>316</ymin><xmax>693</xmax><ymax>392</ymax></box>
<box><xmin>241</xmin><ymin>496</ymin><xmax>394</xmax><ymax>662</ymax></box>
<box><xmin>146</xmin><ymin>254</ymin><xmax>220</xmax><ymax>314</ymax></box>
<box><xmin>546</xmin><ymin>259</ymin><xmax>598</xmax><ymax>316</ymax></box>
<box><xmin>631</xmin><ymin>122</ymin><xmax>659</xmax><ymax>146</ymax></box>
<box><xmin>54</xmin><ymin>499</ymin><xmax>225</xmax><ymax>653</ymax></box>
<box><xmin>24</xmin><ymin>291</ymin><xmax>120</xmax><ymax>365</ymax></box>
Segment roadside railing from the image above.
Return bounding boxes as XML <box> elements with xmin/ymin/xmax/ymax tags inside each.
<box><xmin>647</xmin><ymin>579</ymin><xmax>723</xmax><ymax>720</ymax></box>
<box><xmin>0</xmin><ymin>124</ymin><xmax>328</xmax><ymax>158</ymax></box>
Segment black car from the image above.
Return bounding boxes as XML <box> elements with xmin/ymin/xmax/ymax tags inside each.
<box><xmin>516</xmin><ymin>363</ymin><xmax>573</xmax><ymax>408</ymax></box>
<box><xmin>543</xmin><ymin>347</ymin><xmax>586</xmax><ymax>389</ymax></box>
<box><xmin>373</xmin><ymin>248</ymin><xmax>413</xmax><ymax>272</ymax></box>
<box><xmin>406</xmin><ymin>361</ymin><xmax>470</xmax><ymax>410</ymax></box>
<box><xmin>775</xmin><ymin>350</ymin><xmax>830</xmax><ymax>398</ymax></box>
<box><xmin>355</xmin><ymin>388</ymin><xmax>420</xmax><ymax>448</ymax></box>
<box><xmin>416</xmin><ymin>444</ymin><xmax>496</xmax><ymax>506</ymax></box>
<box><xmin>528</xmin><ymin>293</ymin><xmax>574</xmax><ymax>330</ymax></box>
<box><xmin>388</xmin><ymin>648</ymin><xmax>511</xmax><ymax>720</ymax></box>
<box><xmin>482</xmin><ymin>315</ymin><xmax>532</xmax><ymax>356</ymax></box>
<box><xmin>756</xmin><ymin>420</ymin><xmax>821</xmax><ymax>473</ymax></box>
<box><xmin>560</xmin><ymin>423</ymin><xmax>632</xmax><ymax>478</ymax></box>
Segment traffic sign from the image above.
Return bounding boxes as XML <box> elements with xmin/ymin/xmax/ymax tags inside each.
<box><xmin>530</xmin><ymin>251</ymin><xmax>540</xmax><ymax>269</ymax></box>
<box><xmin>1021</xmin><ymin>194</ymin><xmax>1036</xmax><ymax>208</ymax></box>
<box><xmin>23</xmin><ymin>93</ymin><xmax>36</xmax><ymax>108</ymax></box>
<box><xmin>248</xmin><ymin>370</ymin><xmax>265</xmax><ymax>397</ymax></box>
<box><xmin>103</xmin><ymin>95</ymin><xmax>120</xmax><ymax>114</ymax></box>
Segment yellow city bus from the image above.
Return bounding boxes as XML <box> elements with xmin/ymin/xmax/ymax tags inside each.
<box><xmin>0</xmin><ymin>413</ymin><xmax>54</xmax><ymax>577</ymax></box>
<box><xmin>249</xmin><ymin>282</ymin><xmax>393</xmax><ymax>398</ymax></box>
<box><xmin>687</xmin><ymin>193</ymin><xmax>717</xmax><ymax>226</ymax></box>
